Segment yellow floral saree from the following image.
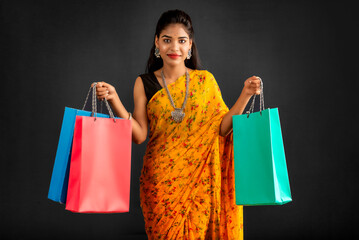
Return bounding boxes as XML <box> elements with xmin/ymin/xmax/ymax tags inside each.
<box><xmin>140</xmin><ymin>69</ymin><xmax>243</xmax><ymax>240</ymax></box>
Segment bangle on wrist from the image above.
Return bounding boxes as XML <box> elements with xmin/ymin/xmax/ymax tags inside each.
<box><xmin>128</xmin><ymin>112</ymin><xmax>132</xmax><ymax>120</ymax></box>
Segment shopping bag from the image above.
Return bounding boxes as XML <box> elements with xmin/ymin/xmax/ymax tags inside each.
<box><xmin>48</xmin><ymin>85</ymin><xmax>113</xmax><ymax>204</ymax></box>
<box><xmin>232</xmin><ymin>79</ymin><xmax>292</xmax><ymax>205</ymax></box>
<box><xmin>65</xmin><ymin>83</ymin><xmax>132</xmax><ymax>213</ymax></box>
<box><xmin>48</xmin><ymin>108</ymin><xmax>111</xmax><ymax>203</ymax></box>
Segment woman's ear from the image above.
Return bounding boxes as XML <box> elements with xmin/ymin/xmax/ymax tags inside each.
<box><xmin>155</xmin><ymin>36</ymin><xmax>159</xmax><ymax>48</ymax></box>
<box><xmin>189</xmin><ymin>39</ymin><xmax>193</xmax><ymax>49</ymax></box>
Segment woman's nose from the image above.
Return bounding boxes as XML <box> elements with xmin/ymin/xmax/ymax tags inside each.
<box><xmin>170</xmin><ymin>41</ymin><xmax>180</xmax><ymax>51</ymax></box>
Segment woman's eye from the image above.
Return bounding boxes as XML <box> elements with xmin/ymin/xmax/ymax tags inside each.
<box><xmin>164</xmin><ymin>39</ymin><xmax>170</xmax><ymax>43</ymax></box>
<box><xmin>179</xmin><ymin>40</ymin><xmax>186</xmax><ymax>43</ymax></box>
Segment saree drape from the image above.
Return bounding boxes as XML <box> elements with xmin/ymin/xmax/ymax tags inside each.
<box><xmin>140</xmin><ymin>70</ymin><xmax>243</xmax><ymax>240</ymax></box>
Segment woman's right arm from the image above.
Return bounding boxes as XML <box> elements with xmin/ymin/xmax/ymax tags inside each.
<box><xmin>93</xmin><ymin>77</ymin><xmax>148</xmax><ymax>144</ymax></box>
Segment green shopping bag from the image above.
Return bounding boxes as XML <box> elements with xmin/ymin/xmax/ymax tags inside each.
<box><xmin>232</xmin><ymin>79</ymin><xmax>292</xmax><ymax>205</ymax></box>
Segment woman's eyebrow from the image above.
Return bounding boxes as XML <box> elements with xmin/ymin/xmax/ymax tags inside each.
<box><xmin>161</xmin><ymin>35</ymin><xmax>188</xmax><ymax>39</ymax></box>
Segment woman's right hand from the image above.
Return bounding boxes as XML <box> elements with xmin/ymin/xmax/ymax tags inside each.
<box><xmin>91</xmin><ymin>82</ymin><xmax>119</xmax><ymax>103</ymax></box>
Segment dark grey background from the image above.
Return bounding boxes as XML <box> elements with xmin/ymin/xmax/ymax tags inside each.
<box><xmin>1</xmin><ymin>0</ymin><xmax>357</xmax><ymax>239</ymax></box>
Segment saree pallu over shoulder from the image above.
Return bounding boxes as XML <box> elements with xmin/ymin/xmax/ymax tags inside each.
<box><xmin>140</xmin><ymin>70</ymin><xmax>243</xmax><ymax>240</ymax></box>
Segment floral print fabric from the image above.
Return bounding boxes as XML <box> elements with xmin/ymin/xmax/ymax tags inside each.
<box><xmin>140</xmin><ymin>70</ymin><xmax>243</xmax><ymax>239</ymax></box>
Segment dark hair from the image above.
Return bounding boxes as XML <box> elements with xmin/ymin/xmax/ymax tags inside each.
<box><xmin>145</xmin><ymin>9</ymin><xmax>201</xmax><ymax>73</ymax></box>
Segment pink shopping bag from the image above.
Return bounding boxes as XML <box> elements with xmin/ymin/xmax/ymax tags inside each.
<box><xmin>65</xmin><ymin>115</ymin><xmax>132</xmax><ymax>213</ymax></box>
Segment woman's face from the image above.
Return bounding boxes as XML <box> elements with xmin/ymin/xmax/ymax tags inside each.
<box><xmin>155</xmin><ymin>23</ymin><xmax>193</xmax><ymax>67</ymax></box>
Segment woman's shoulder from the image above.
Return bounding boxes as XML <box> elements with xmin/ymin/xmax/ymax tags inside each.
<box><xmin>194</xmin><ymin>69</ymin><xmax>214</xmax><ymax>76</ymax></box>
<box><xmin>138</xmin><ymin>72</ymin><xmax>159</xmax><ymax>85</ymax></box>
<box><xmin>193</xmin><ymin>69</ymin><xmax>216</xmax><ymax>81</ymax></box>
<box><xmin>138</xmin><ymin>72</ymin><xmax>153</xmax><ymax>80</ymax></box>
<box><xmin>196</xmin><ymin>69</ymin><xmax>215</xmax><ymax>76</ymax></box>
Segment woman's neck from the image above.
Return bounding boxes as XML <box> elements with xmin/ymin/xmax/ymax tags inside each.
<box><xmin>161</xmin><ymin>63</ymin><xmax>187</xmax><ymax>81</ymax></box>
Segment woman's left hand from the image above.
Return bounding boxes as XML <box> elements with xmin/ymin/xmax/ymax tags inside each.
<box><xmin>242</xmin><ymin>76</ymin><xmax>262</xmax><ymax>97</ymax></box>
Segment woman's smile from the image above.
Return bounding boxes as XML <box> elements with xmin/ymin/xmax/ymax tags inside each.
<box><xmin>167</xmin><ymin>53</ymin><xmax>181</xmax><ymax>59</ymax></box>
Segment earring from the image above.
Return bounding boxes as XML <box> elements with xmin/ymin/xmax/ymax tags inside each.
<box><xmin>154</xmin><ymin>47</ymin><xmax>161</xmax><ymax>58</ymax></box>
<box><xmin>187</xmin><ymin>49</ymin><xmax>192</xmax><ymax>59</ymax></box>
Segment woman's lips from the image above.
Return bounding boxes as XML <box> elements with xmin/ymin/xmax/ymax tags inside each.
<box><xmin>167</xmin><ymin>54</ymin><xmax>181</xmax><ymax>59</ymax></box>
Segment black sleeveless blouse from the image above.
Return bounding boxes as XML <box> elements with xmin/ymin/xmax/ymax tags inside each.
<box><xmin>139</xmin><ymin>72</ymin><xmax>163</xmax><ymax>103</ymax></box>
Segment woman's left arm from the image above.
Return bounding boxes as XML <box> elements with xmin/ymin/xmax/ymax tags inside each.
<box><xmin>219</xmin><ymin>76</ymin><xmax>262</xmax><ymax>137</ymax></box>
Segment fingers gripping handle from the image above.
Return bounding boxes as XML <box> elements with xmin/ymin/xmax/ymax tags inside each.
<box><xmin>246</xmin><ymin>77</ymin><xmax>264</xmax><ymax>117</ymax></box>
<box><xmin>82</xmin><ymin>82</ymin><xmax>116</xmax><ymax>121</ymax></box>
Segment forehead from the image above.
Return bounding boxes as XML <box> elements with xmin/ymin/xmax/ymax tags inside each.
<box><xmin>160</xmin><ymin>23</ymin><xmax>189</xmax><ymax>37</ymax></box>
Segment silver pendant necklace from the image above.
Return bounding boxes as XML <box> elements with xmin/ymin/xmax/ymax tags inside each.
<box><xmin>161</xmin><ymin>68</ymin><xmax>189</xmax><ymax>123</ymax></box>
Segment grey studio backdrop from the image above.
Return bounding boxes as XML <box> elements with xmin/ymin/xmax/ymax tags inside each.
<box><xmin>0</xmin><ymin>0</ymin><xmax>356</xmax><ymax>239</ymax></box>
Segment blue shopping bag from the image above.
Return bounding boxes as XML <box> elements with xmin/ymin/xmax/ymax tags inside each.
<box><xmin>232</xmin><ymin>79</ymin><xmax>292</xmax><ymax>206</ymax></box>
<box><xmin>48</xmin><ymin>84</ymin><xmax>115</xmax><ymax>203</ymax></box>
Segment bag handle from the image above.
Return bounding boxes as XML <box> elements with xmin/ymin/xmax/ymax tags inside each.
<box><xmin>82</xmin><ymin>83</ymin><xmax>116</xmax><ymax>122</ymax></box>
<box><xmin>246</xmin><ymin>77</ymin><xmax>264</xmax><ymax>118</ymax></box>
<box><xmin>82</xmin><ymin>85</ymin><xmax>104</xmax><ymax>113</ymax></box>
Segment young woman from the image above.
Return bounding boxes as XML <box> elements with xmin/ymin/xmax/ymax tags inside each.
<box><xmin>94</xmin><ymin>9</ymin><xmax>261</xmax><ymax>240</ymax></box>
